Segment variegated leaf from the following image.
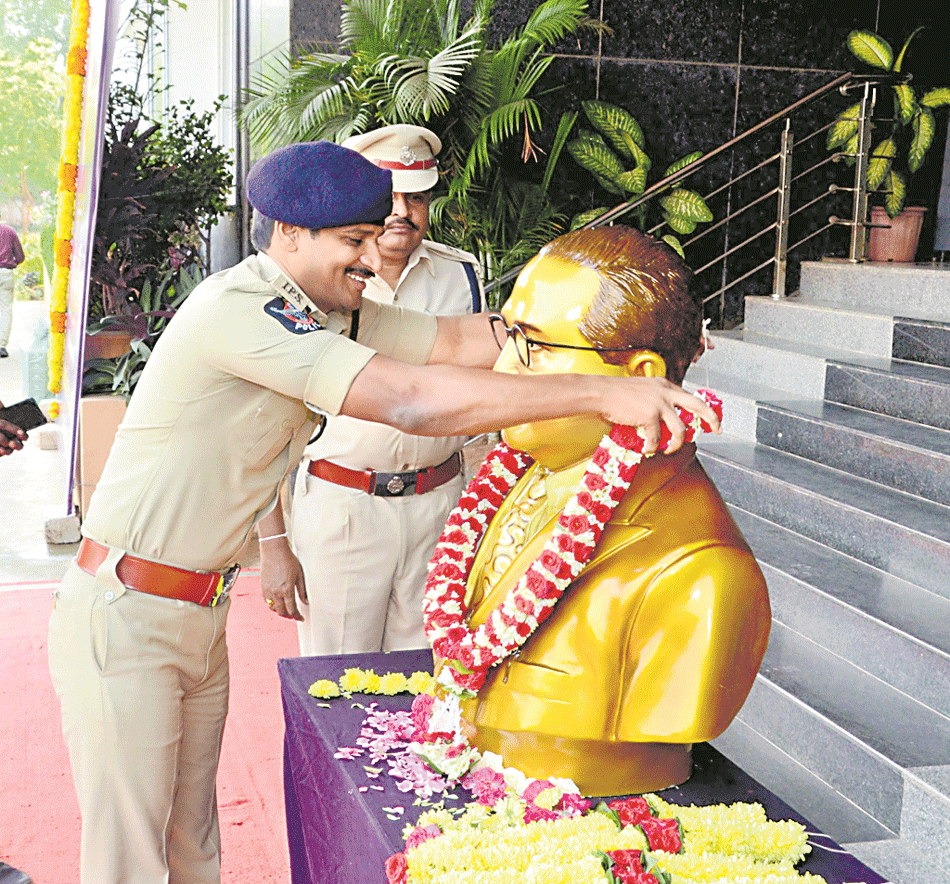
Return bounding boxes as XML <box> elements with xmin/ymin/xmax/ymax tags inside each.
<box><xmin>909</xmin><ymin>108</ymin><xmax>935</xmax><ymax>173</ymax></box>
<box><xmin>581</xmin><ymin>100</ymin><xmax>645</xmax><ymax>159</ymax></box>
<box><xmin>662</xmin><ymin>235</ymin><xmax>685</xmax><ymax>259</ymax></box>
<box><xmin>571</xmin><ymin>207</ymin><xmax>610</xmax><ymax>229</ymax></box>
<box><xmin>893</xmin><ymin>84</ymin><xmax>917</xmax><ymax>125</ymax></box>
<box><xmin>921</xmin><ymin>87</ymin><xmax>950</xmax><ymax>109</ymax></box>
<box><xmin>883</xmin><ymin>170</ymin><xmax>906</xmax><ymax>218</ymax></box>
<box><xmin>567</xmin><ymin>138</ymin><xmax>625</xmax><ymax>194</ymax></box>
<box><xmin>664</xmin><ymin>151</ymin><xmax>703</xmax><ymax>177</ymax></box>
<box><xmin>629</xmin><ymin>140</ymin><xmax>652</xmax><ymax>173</ymax></box>
<box><xmin>847</xmin><ymin>30</ymin><xmax>893</xmax><ymax>70</ymax></box>
<box><xmin>659</xmin><ymin>189</ymin><xmax>713</xmax><ymax>222</ymax></box>
<box><xmin>827</xmin><ymin>103</ymin><xmax>860</xmax><ymax>150</ymax></box>
<box><xmin>866</xmin><ymin>137</ymin><xmax>896</xmax><ymax>191</ymax></box>
<box><xmin>617</xmin><ymin>167</ymin><xmax>647</xmax><ymax>194</ymax></box>
<box><xmin>664</xmin><ymin>213</ymin><xmax>697</xmax><ymax>235</ymax></box>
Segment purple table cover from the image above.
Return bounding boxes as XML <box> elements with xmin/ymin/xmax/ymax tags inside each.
<box><xmin>279</xmin><ymin>650</ymin><xmax>887</xmax><ymax>884</ymax></box>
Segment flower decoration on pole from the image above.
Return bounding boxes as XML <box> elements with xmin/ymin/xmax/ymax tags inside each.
<box><xmin>48</xmin><ymin>0</ymin><xmax>90</xmax><ymax>416</ymax></box>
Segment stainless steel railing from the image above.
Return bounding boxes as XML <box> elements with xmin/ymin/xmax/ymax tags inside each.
<box><xmin>486</xmin><ymin>71</ymin><xmax>906</xmax><ymax>328</ymax></box>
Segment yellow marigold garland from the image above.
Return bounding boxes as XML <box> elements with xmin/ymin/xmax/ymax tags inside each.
<box><xmin>48</xmin><ymin>0</ymin><xmax>91</xmax><ymax>415</ymax></box>
<box><xmin>308</xmin><ymin>667</ymin><xmax>436</xmax><ymax>699</ymax></box>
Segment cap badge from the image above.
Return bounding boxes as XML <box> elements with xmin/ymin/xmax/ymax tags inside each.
<box><xmin>399</xmin><ymin>146</ymin><xmax>419</xmax><ymax>166</ymax></box>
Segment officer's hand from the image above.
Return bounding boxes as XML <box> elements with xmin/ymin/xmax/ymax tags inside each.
<box><xmin>0</xmin><ymin>419</ymin><xmax>26</xmax><ymax>456</ymax></box>
<box><xmin>259</xmin><ymin>536</ymin><xmax>308</xmax><ymax>621</ymax></box>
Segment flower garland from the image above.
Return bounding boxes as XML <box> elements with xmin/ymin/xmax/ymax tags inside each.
<box><xmin>424</xmin><ymin>390</ymin><xmax>723</xmax><ymax>696</ymax></box>
<box><xmin>388</xmin><ymin>791</ymin><xmax>820</xmax><ymax>884</ymax></box>
<box><xmin>48</xmin><ymin>0</ymin><xmax>90</xmax><ymax>413</ymax></box>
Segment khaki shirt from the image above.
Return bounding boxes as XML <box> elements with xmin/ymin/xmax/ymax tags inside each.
<box><xmin>305</xmin><ymin>240</ymin><xmax>481</xmax><ymax>471</ymax></box>
<box><xmin>82</xmin><ymin>253</ymin><xmax>437</xmax><ymax>571</ymax></box>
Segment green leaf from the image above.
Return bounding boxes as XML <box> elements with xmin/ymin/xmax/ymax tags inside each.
<box><xmin>658</xmin><ymin>189</ymin><xmax>713</xmax><ymax>222</ymax></box>
<box><xmin>866</xmin><ymin>137</ymin><xmax>896</xmax><ymax>191</ymax></box>
<box><xmin>883</xmin><ymin>169</ymin><xmax>906</xmax><ymax>218</ymax></box>
<box><xmin>893</xmin><ymin>84</ymin><xmax>917</xmax><ymax>125</ymax></box>
<box><xmin>663</xmin><ymin>151</ymin><xmax>703</xmax><ymax>177</ymax></box>
<box><xmin>921</xmin><ymin>87</ymin><xmax>950</xmax><ymax>110</ymax></box>
<box><xmin>893</xmin><ymin>26</ymin><xmax>925</xmax><ymax>73</ymax></box>
<box><xmin>847</xmin><ymin>30</ymin><xmax>893</xmax><ymax>70</ymax></box>
<box><xmin>909</xmin><ymin>108</ymin><xmax>935</xmax><ymax>173</ymax></box>
<box><xmin>617</xmin><ymin>167</ymin><xmax>647</xmax><ymax>194</ymax></box>
<box><xmin>662</xmin><ymin>234</ymin><xmax>685</xmax><ymax>258</ymax></box>
<box><xmin>566</xmin><ymin>138</ymin><xmax>626</xmax><ymax>194</ymax></box>
<box><xmin>594</xmin><ymin>801</ymin><xmax>623</xmax><ymax>831</ymax></box>
<box><xmin>570</xmin><ymin>207</ymin><xmax>610</xmax><ymax>229</ymax></box>
<box><xmin>827</xmin><ymin>102</ymin><xmax>861</xmax><ymax>151</ymax></box>
<box><xmin>581</xmin><ymin>100</ymin><xmax>645</xmax><ymax>158</ymax></box>
<box><xmin>664</xmin><ymin>214</ymin><xmax>698</xmax><ymax>235</ymax></box>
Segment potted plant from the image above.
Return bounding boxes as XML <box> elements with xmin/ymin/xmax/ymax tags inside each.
<box><xmin>827</xmin><ymin>29</ymin><xmax>950</xmax><ymax>261</ymax></box>
<box><xmin>563</xmin><ymin>100</ymin><xmax>713</xmax><ymax>257</ymax></box>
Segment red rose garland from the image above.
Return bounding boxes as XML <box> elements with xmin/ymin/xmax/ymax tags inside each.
<box><xmin>424</xmin><ymin>389</ymin><xmax>723</xmax><ymax>696</ymax></box>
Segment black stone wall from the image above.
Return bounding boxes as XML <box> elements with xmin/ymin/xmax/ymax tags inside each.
<box><xmin>290</xmin><ymin>0</ymin><xmax>949</xmax><ymax>320</ymax></box>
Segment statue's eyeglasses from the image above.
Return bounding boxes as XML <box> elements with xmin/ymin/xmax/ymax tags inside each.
<box><xmin>488</xmin><ymin>313</ymin><xmax>639</xmax><ymax>369</ymax></box>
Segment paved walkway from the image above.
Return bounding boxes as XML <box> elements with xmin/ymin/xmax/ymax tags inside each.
<box><xmin>0</xmin><ymin>300</ymin><xmax>295</xmax><ymax>883</ymax></box>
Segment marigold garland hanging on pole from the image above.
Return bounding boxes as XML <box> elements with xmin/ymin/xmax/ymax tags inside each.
<box><xmin>48</xmin><ymin>0</ymin><xmax>90</xmax><ymax>416</ymax></box>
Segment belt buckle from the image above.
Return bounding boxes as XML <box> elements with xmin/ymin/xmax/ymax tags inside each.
<box><xmin>210</xmin><ymin>564</ymin><xmax>241</xmax><ymax>606</ymax></box>
<box><xmin>374</xmin><ymin>471</ymin><xmax>415</xmax><ymax>497</ymax></box>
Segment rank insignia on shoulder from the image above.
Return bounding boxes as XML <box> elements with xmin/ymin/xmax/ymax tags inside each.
<box><xmin>265</xmin><ymin>296</ymin><xmax>325</xmax><ymax>334</ymax></box>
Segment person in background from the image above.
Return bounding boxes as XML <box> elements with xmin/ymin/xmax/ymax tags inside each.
<box><xmin>0</xmin><ymin>221</ymin><xmax>25</xmax><ymax>358</ymax></box>
<box><xmin>48</xmin><ymin>140</ymin><xmax>718</xmax><ymax>884</ymax></box>
<box><xmin>262</xmin><ymin>124</ymin><xmax>482</xmax><ymax>653</ymax></box>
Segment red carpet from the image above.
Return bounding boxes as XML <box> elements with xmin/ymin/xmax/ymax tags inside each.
<box><xmin>0</xmin><ymin>573</ymin><xmax>297</xmax><ymax>884</ymax></box>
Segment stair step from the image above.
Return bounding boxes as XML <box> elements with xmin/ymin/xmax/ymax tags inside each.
<box><xmin>762</xmin><ymin>621</ymin><xmax>950</xmax><ymax>772</ymax></box>
<box><xmin>744</xmin><ymin>296</ymin><xmax>894</xmax><ymax>358</ymax></box>
<box><xmin>755</xmin><ymin>400</ymin><xmax>950</xmax><ymax>506</ymax></box>
<box><xmin>717</xmin><ymin>672</ymin><xmax>904</xmax><ymax>840</ymax></box>
<box><xmin>892</xmin><ymin>316</ymin><xmax>950</xmax><ymax>369</ymax></box>
<box><xmin>800</xmin><ymin>260</ymin><xmax>950</xmax><ymax>321</ymax></box>
<box><xmin>730</xmin><ymin>507</ymin><xmax>950</xmax><ymax>702</ymax></box>
<box><xmin>826</xmin><ymin>358</ymin><xmax>950</xmax><ymax>431</ymax></box>
<box><xmin>712</xmin><ymin>713</ymin><xmax>895</xmax><ymax>845</ymax></box>
<box><xmin>844</xmin><ymin>835</ymin><xmax>950</xmax><ymax>884</ymax></box>
<box><xmin>683</xmin><ymin>367</ymin><xmax>797</xmax><ymax>441</ymax></box>
<box><xmin>697</xmin><ymin>438</ymin><xmax>950</xmax><ymax>600</ymax></box>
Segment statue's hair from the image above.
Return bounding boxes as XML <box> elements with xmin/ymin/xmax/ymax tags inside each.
<box><xmin>539</xmin><ymin>226</ymin><xmax>701</xmax><ymax>384</ymax></box>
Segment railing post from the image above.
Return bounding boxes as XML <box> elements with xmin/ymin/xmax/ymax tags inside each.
<box><xmin>849</xmin><ymin>81</ymin><xmax>875</xmax><ymax>262</ymax></box>
<box><xmin>772</xmin><ymin>121</ymin><xmax>794</xmax><ymax>299</ymax></box>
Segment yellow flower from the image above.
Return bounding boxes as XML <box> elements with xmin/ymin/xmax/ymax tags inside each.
<box><xmin>407</xmin><ymin>671</ymin><xmax>436</xmax><ymax>695</ymax></box>
<box><xmin>339</xmin><ymin>667</ymin><xmax>370</xmax><ymax>693</ymax></box>
<box><xmin>379</xmin><ymin>672</ymin><xmax>409</xmax><ymax>695</ymax></box>
<box><xmin>307</xmin><ymin>680</ymin><xmax>341</xmax><ymax>699</ymax></box>
<box><xmin>363</xmin><ymin>671</ymin><xmax>382</xmax><ymax>693</ymax></box>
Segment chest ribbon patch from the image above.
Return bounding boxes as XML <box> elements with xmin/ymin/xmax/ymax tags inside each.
<box><xmin>264</xmin><ymin>297</ymin><xmax>324</xmax><ymax>334</ymax></box>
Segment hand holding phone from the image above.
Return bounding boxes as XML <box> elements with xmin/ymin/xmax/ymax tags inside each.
<box><xmin>0</xmin><ymin>398</ymin><xmax>48</xmax><ymax>432</ymax></box>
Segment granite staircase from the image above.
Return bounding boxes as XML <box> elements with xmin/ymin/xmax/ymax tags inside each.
<box><xmin>683</xmin><ymin>260</ymin><xmax>950</xmax><ymax>884</ymax></box>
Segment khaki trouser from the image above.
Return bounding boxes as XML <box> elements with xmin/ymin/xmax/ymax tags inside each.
<box><xmin>0</xmin><ymin>268</ymin><xmax>14</xmax><ymax>347</ymax></box>
<box><xmin>48</xmin><ymin>554</ymin><xmax>230</xmax><ymax>884</ymax></box>
<box><xmin>292</xmin><ymin>467</ymin><xmax>463</xmax><ymax>655</ymax></box>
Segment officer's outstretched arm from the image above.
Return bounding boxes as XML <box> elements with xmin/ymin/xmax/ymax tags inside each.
<box><xmin>340</xmin><ymin>354</ymin><xmax>719</xmax><ymax>455</ymax></box>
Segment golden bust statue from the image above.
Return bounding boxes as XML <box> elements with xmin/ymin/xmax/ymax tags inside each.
<box><xmin>438</xmin><ymin>226</ymin><xmax>771</xmax><ymax>796</ymax></box>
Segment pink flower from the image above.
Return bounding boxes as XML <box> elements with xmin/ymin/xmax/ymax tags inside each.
<box><xmin>556</xmin><ymin>792</ymin><xmax>593</xmax><ymax>816</ymax></box>
<box><xmin>405</xmin><ymin>823</ymin><xmax>442</xmax><ymax>850</ymax></box>
<box><xmin>593</xmin><ymin>447</ymin><xmax>610</xmax><ymax>466</ymax></box>
<box><xmin>607</xmin><ymin>849</ymin><xmax>660</xmax><ymax>884</ymax></box>
<box><xmin>524</xmin><ymin>803</ymin><xmax>559</xmax><ymax>823</ymax></box>
<box><xmin>461</xmin><ymin>766</ymin><xmax>508</xmax><ymax>806</ymax></box>
<box><xmin>385</xmin><ymin>853</ymin><xmax>408</xmax><ymax>884</ymax></box>
<box><xmin>584</xmin><ymin>472</ymin><xmax>607</xmax><ymax>491</ymax></box>
<box><xmin>609</xmin><ymin>425</ymin><xmax>643</xmax><ymax>450</ymax></box>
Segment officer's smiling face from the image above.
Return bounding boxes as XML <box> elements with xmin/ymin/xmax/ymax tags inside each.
<box><xmin>293</xmin><ymin>224</ymin><xmax>384</xmax><ymax>313</ymax></box>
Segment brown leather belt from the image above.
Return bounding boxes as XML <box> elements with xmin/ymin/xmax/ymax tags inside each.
<box><xmin>76</xmin><ymin>538</ymin><xmax>239</xmax><ymax>607</ymax></box>
<box><xmin>307</xmin><ymin>451</ymin><xmax>462</xmax><ymax>497</ymax></box>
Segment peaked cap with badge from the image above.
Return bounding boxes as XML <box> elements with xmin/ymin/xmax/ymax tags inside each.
<box><xmin>246</xmin><ymin>140</ymin><xmax>393</xmax><ymax>229</ymax></box>
<box><xmin>342</xmin><ymin>125</ymin><xmax>442</xmax><ymax>193</ymax></box>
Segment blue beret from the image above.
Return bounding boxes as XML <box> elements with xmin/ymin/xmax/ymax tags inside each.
<box><xmin>246</xmin><ymin>141</ymin><xmax>393</xmax><ymax>229</ymax></box>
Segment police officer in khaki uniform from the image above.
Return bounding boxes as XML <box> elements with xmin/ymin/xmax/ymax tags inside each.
<box><xmin>48</xmin><ymin>139</ymin><xmax>720</xmax><ymax>884</ymax></box>
<box><xmin>274</xmin><ymin>125</ymin><xmax>482</xmax><ymax>654</ymax></box>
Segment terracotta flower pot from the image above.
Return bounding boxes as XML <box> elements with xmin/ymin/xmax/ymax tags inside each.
<box><xmin>867</xmin><ymin>205</ymin><xmax>926</xmax><ymax>263</ymax></box>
